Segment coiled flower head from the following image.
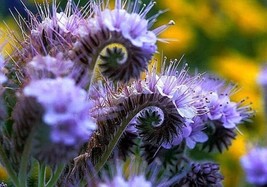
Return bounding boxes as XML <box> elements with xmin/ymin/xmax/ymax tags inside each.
<box><xmin>73</xmin><ymin>0</ymin><xmax>174</xmax><ymax>83</ymax></box>
<box><xmin>120</xmin><ymin>59</ymin><xmax>203</xmax><ymax>149</ymax></box>
<box><xmin>177</xmin><ymin>162</ymin><xmax>224</xmax><ymax>187</ymax></box>
<box><xmin>12</xmin><ymin>0</ymin><xmax>89</xmax><ymax>66</ymax></box>
<box><xmin>195</xmin><ymin>75</ymin><xmax>254</xmax><ymax>152</ymax></box>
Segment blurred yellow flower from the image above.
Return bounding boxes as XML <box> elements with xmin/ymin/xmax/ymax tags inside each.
<box><xmin>220</xmin><ymin>0</ymin><xmax>267</xmax><ymax>34</ymax></box>
<box><xmin>0</xmin><ymin>165</ymin><xmax>8</xmax><ymax>181</ymax></box>
<box><xmin>218</xmin><ymin>134</ymin><xmax>247</xmax><ymax>186</ymax></box>
<box><xmin>212</xmin><ymin>51</ymin><xmax>267</xmax><ymax>186</ymax></box>
<box><xmin>211</xmin><ymin>51</ymin><xmax>260</xmax><ymax>109</ymax></box>
<box><xmin>157</xmin><ymin>21</ymin><xmax>195</xmax><ymax>55</ymax></box>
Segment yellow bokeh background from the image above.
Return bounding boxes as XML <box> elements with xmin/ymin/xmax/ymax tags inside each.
<box><xmin>1</xmin><ymin>0</ymin><xmax>267</xmax><ymax>186</ymax></box>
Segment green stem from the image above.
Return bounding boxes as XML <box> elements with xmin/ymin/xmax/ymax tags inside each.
<box><xmin>18</xmin><ymin>130</ymin><xmax>35</xmax><ymax>186</ymax></box>
<box><xmin>38</xmin><ymin>162</ymin><xmax>46</xmax><ymax>187</ymax></box>
<box><xmin>46</xmin><ymin>164</ymin><xmax>65</xmax><ymax>187</ymax></box>
<box><xmin>0</xmin><ymin>144</ymin><xmax>19</xmax><ymax>186</ymax></box>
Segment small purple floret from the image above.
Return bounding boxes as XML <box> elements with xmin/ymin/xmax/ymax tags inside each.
<box><xmin>241</xmin><ymin>147</ymin><xmax>267</xmax><ymax>186</ymax></box>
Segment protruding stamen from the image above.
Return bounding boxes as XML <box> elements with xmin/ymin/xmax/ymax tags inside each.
<box><xmin>115</xmin><ymin>0</ymin><xmax>122</xmax><ymax>9</ymax></box>
<box><xmin>140</xmin><ymin>1</ymin><xmax>156</xmax><ymax>18</ymax></box>
<box><xmin>153</xmin><ymin>20</ymin><xmax>175</xmax><ymax>35</ymax></box>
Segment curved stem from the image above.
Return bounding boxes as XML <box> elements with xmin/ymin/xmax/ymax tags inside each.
<box><xmin>38</xmin><ymin>162</ymin><xmax>46</xmax><ymax>187</ymax></box>
<box><xmin>0</xmin><ymin>144</ymin><xmax>19</xmax><ymax>186</ymax></box>
<box><xmin>94</xmin><ymin>107</ymin><xmax>138</xmax><ymax>173</ymax></box>
<box><xmin>94</xmin><ymin>94</ymin><xmax>181</xmax><ymax>173</ymax></box>
<box><xmin>18</xmin><ymin>129</ymin><xmax>35</xmax><ymax>186</ymax></box>
<box><xmin>46</xmin><ymin>164</ymin><xmax>65</xmax><ymax>187</ymax></box>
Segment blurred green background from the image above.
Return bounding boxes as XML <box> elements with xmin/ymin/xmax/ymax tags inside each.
<box><xmin>1</xmin><ymin>0</ymin><xmax>267</xmax><ymax>186</ymax></box>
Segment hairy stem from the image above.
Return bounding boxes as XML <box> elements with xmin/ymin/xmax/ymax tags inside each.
<box><xmin>18</xmin><ymin>129</ymin><xmax>35</xmax><ymax>186</ymax></box>
<box><xmin>94</xmin><ymin>106</ymin><xmax>139</xmax><ymax>173</ymax></box>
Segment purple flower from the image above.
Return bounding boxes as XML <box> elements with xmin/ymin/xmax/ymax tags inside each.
<box><xmin>0</xmin><ymin>55</ymin><xmax>7</xmax><ymax>84</ymax></box>
<box><xmin>71</xmin><ymin>0</ymin><xmax>174</xmax><ymax>82</ymax></box>
<box><xmin>178</xmin><ymin>162</ymin><xmax>224</xmax><ymax>186</ymax></box>
<box><xmin>143</xmin><ymin>61</ymin><xmax>200</xmax><ymax>121</ymax></box>
<box><xmin>258</xmin><ymin>64</ymin><xmax>267</xmax><ymax>86</ymax></box>
<box><xmin>241</xmin><ymin>147</ymin><xmax>267</xmax><ymax>186</ymax></box>
<box><xmin>197</xmin><ymin>75</ymin><xmax>252</xmax><ymax>129</ymax></box>
<box><xmin>31</xmin><ymin>6</ymin><xmax>89</xmax><ymax>40</ymax></box>
<box><xmin>96</xmin><ymin>1</ymin><xmax>157</xmax><ymax>48</ymax></box>
<box><xmin>26</xmin><ymin>54</ymin><xmax>74</xmax><ymax>79</ymax></box>
<box><xmin>162</xmin><ymin>116</ymin><xmax>208</xmax><ymax>149</ymax></box>
<box><xmin>220</xmin><ymin>101</ymin><xmax>242</xmax><ymax>128</ymax></box>
<box><xmin>100</xmin><ymin>9</ymin><xmax>156</xmax><ymax>48</ymax></box>
<box><xmin>23</xmin><ymin>77</ymin><xmax>96</xmax><ymax>145</ymax></box>
<box><xmin>99</xmin><ymin>175</ymin><xmax>152</xmax><ymax>187</ymax></box>
<box><xmin>182</xmin><ymin>117</ymin><xmax>208</xmax><ymax>149</ymax></box>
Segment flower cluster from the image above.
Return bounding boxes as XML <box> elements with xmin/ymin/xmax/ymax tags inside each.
<box><xmin>241</xmin><ymin>147</ymin><xmax>267</xmax><ymax>186</ymax></box>
<box><xmin>0</xmin><ymin>0</ymin><xmax>255</xmax><ymax>186</ymax></box>
<box><xmin>23</xmin><ymin>77</ymin><xmax>96</xmax><ymax>146</ymax></box>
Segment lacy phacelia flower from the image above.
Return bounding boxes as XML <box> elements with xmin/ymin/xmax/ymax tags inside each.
<box><xmin>30</xmin><ymin>3</ymin><xmax>89</xmax><ymax>42</ymax></box>
<box><xmin>73</xmin><ymin>0</ymin><xmax>173</xmax><ymax>82</ymax></box>
<box><xmin>98</xmin><ymin>8</ymin><xmax>157</xmax><ymax>48</ymax></box>
<box><xmin>142</xmin><ymin>61</ymin><xmax>201</xmax><ymax>122</ymax></box>
<box><xmin>14</xmin><ymin>1</ymin><xmax>89</xmax><ymax>65</ymax></box>
<box><xmin>23</xmin><ymin>77</ymin><xmax>96</xmax><ymax>146</ymax></box>
<box><xmin>108</xmin><ymin>60</ymin><xmax>204</xmax><ymax>149</ymax></box>
<box><xmin>194</xmin><ymin>76</ymin><xmax>253</xmax><ymax>152</ymax></box>
<box><xmin>21</xmin><ymin>77</ymin><xmax>96</xmax><ymax>164</ymax></box>
<box><xmin>26</xmin><ymin>54</ymin><xmax>74</xmax><ymax>79</ymax></box>
<box><xmin>196</xmin><ymin>76</ymin><xmax>250</xmax><ymax>129</ymax></box>
<box><xmin>241</xmin><ymin>147</ymin><xmax>267</xmax><ymax>186</ymax></box>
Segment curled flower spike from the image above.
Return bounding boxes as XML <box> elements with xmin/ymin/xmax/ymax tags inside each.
<box><xmin>122</xmin><ymin>58</ymin><xmax>203</xmax><ymax>148</ymax></box>
<box><xmin>73</xmin><ymin>0</ymin><xmax>173</xmax><ymax>83</ymax></box>
<box><xmin>12</xmin><ymin>0</ymin><xmax>89</xmax><ymax>64</ymax></box>
<box><xmin>177</xmin><ymin>162</ymin><xmax>224</xmax><ymax>187</ymax></box>
<box><xmin>196</xmin><ymin>75</ymin><xmax>253</xmax><ymax>129</ymax></box>
<box><xmin>202</xmin><ymin>122</ymin><xmax>237</xmax><ymax>153</ymax></box>
<box><xmin>191</xmin><ymin>75</ymin><xmax>254</xmax><ymax>152</ymax></box>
